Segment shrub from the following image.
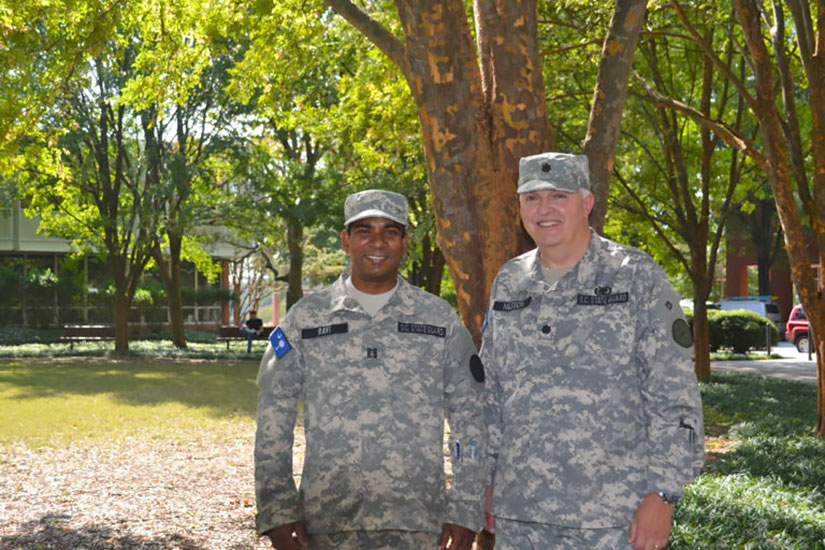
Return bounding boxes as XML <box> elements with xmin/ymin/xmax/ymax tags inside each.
<box><xmin>712</xmin><ymin>309</ymin><xmax>779</xmax><ymax>353</ymax></box>
<box><xmin>684</xmin><ymin>308</ymin><xmax>778</xmax><ymax>353</ymax></box>
<box><xmin>0</xmin><ymin>326</ymin><xmax>62</xmax><ymax>345</ymax></box>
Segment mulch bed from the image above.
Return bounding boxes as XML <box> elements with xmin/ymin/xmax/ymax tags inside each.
<box><xmin>1</xmin><ymin>420</ymin><xmax>484</xmax><ymax>550</ymax></box>
<box><xmin>0</xmin><ymin>426</ymin><xmax>272</xmax><ymax>550</ymax></box>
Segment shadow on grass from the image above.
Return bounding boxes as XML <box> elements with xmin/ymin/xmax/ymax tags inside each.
<box><xmin>0</xmin><ymin>513</ymin><xmax>257</xmax><ymax>550</ymax></box>
<box><xmin>701</xmin><ymin>372</ymin><xmax>816</xmax><ymax>436</ymax></box>
<box><xmin>671</xmin><ymin>480</ymin><xmax>825</xmax><ymax>549</ymax></box>
<box><xmin>0</xmin><ymin>357</ymin><xmax>259</xmax><ymax>419</ymax></box>
<box><xmin>701</xmin><ymin>372</ymin><xmax>823</xmax><ymax>489</ymax></box>
<box><xmin>673</xmin><ymin>372</ymin><xmax>825</xmax><ymax>548</ymax></box>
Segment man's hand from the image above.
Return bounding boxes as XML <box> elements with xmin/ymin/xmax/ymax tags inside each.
<box><xmin>264</xmin><ymin>522</ymin><xmax>308</xmax><ymax>550</ymax></box>
<box><xmin>438</xmin><ymin>523</ymin><xmax>476</xmax><ymax>550</ymax></box>
<box><xmin>483</xmin><ymin>485</ymin><xmax>495</xmax><ymax>533</ymax></box>
<box><xmin>628</xmin><ymin>493</ymin><xmax>672</xmax><ymax>550</ymax></box>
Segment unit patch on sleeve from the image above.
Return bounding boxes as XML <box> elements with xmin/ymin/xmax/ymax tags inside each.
<box><xmin>269</xmin><ymin>327</ymin><xmax>292</xmax><ymax>359</ymax></box>
<box><xmin>397</xmin><ymin>322</ymin><xmax>446</xmax><ymax>338</ymax></box>
<box><xmin>672</xmin><ymin>319</ymin><xmax>694</xmax><ymax>348</ymax></box>
<box><xmin>492</xmin><ymin>296</ymin><xmax>532</xmax><ymax>311</ymax></box>
<box><xmin>301</xmin><ymin>323</ymin><xmax>348</xmax><ymax>339</ymax></box>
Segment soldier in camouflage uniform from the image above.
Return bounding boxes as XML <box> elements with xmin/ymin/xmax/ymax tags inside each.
<box><xmin>482</xmin><ymin>153</ymin><xmax>704</xmax><ymax>550</ymax></box>
<box><xmin>255</xmin><ymin>189</ymin><xmax>487</xmax><ymax>550</ymax></box>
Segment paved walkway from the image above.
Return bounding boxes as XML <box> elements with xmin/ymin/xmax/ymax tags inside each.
<box><xmin>712</xmin><ymin>342</ymin><xmax>818</xmax><ymax>385</ymax></box>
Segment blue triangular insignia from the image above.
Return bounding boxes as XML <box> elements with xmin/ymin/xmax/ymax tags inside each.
<box><xmin>269</xmin><ymin>327</ymin><xmax>292</xmax><ymax>359</ymax></box>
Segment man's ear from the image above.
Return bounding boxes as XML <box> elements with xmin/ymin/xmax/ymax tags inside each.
<box><xmin>583</xmin><ymin>192</ymin><xmax>595</xmax><ymax>217</ymax></box>
<box><xmin>340</xmin><ymin>229</ymin><xmax>350</xmax><ymax>254</ymax></box>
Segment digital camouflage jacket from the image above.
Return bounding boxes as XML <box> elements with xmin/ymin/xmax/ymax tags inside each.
<box><xmin>255</xmin><ymin>275</ymin><xmax>486</xmax><ymax>536</ymax></box>
<box><xmin>482</xmin><ymin>232</ymin><xmax>704</xmax><ymax>529</ymax></box>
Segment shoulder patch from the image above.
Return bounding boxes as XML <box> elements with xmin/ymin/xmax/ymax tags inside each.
<box><xmin>672</xmin><ymin>319</ymin><xmax>694</xmax><ymax>348</ymax></box>
<box><xmin>493</xmin><ymin>297</ymin><xmax>532</xmax><ymax>312</ymax></box>
<box><xmin>398</xmin><ymin>322</ymin><xmax>446</xmax><ymax>338</ymax></box>
<box><xmin>301</xmin><ymin>323</ymin><xmax>348</xmax><ymax>339</ymax></box>
<box><xmin>269</xmin><ymin>327</ymin><xmax>292</xmax><ymax>359</ymax></box>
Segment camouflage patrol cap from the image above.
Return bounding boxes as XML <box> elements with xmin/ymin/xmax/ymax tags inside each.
<box><xmin>344</xmin><ymin>189</ymin><xmax>408</xmax><ymax>227</ymax></box>
<box><xmin>517</xmin><ymin>152</ymin><xmax>590</xmax><ymax>194</ymax></box>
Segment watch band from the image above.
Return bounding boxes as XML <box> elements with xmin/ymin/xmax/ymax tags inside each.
<box><xmin>656</xmin><ymin>491</ymin><xmax>681</xmax><ymax>504</ymax></box>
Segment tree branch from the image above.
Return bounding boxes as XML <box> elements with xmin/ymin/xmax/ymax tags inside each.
<box><xmin>322</xmin><ymin>0</ymin><xmax>406</xmax><ymax>69</ymax></box>
<box><xmin>632</xmin><ymin>71</ymin><xmax>769</xmax><ymax>169</ymax></box>
<box><xmin>669</xmin><ymin>0</ymin><xmax>758</xmax><ymax>110</ymax></box>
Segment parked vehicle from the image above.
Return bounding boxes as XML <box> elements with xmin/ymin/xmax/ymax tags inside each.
<box><xmin>785</xmin><ymin>304</ymin><xmax>810</xmax><ymax>353</ymax></box>
<box><xmin>679</xmin><ymin>298</ymin><xmax>720</xmax><ymax>311</ymax></box>
<box><xmin>719</xmin><ymin>296</ymin><xmax>783</xmax><ymax>337</ymax></box>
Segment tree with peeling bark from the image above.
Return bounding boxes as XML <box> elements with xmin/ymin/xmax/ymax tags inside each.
<box><xmin>647</xmin><ymin>0</ymin><xmax>825</xmax><ymax>435</ymax></box>
<box><xmin>320</xmin><ymin>0</ymin><xmax>649</xmax><ymax>341</ymax></box>
<box><xmin>321</xmin><ymin>0</ymin><xmax>552</xmax><ymax>340</ymax></box>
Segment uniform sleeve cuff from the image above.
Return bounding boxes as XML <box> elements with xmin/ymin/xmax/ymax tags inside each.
<box><xmin>446</xmin><ymin>499</ymin><xmax>484</xmax><ymax>533</ymax></box>
<box><xmin>255</xmin><ymin>502</ymin><xmax>302</xmax><ymax>535</ymax></box>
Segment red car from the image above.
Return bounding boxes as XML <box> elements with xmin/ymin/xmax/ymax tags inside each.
<box><xmin>785</xmin><ymin>305</ymin><xmax>810</xmax><ymax>353</ymax></box>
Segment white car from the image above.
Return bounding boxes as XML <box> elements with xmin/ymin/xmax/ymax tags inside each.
<box><xmin>719</xmin><ymin>297</ymin><xmax>783</xmax><ymax>336</ymax></box>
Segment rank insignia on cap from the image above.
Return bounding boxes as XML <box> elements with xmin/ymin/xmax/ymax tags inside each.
<box><xmin>541</xmin><ymin>162</ymin><xmax>552</xmax><ymax>172</ymax></box>
<box><xmin>269</xmin><ymin>327</ymin><xmax>292</xmax><ymax>359</ymax></box>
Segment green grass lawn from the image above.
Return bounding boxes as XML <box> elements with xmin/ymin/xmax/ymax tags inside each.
<box><xmin>0</xmin><ymin>357</ymin><xmax>260</xmax><ymax>446</ymax></box>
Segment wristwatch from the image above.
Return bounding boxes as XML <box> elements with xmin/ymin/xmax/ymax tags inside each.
<box><xmin>656</xmin><ymin>491</ymin><xmax>681</xmax><ymax>504</ymax></box>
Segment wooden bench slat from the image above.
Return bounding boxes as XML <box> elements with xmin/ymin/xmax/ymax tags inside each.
<box><xmin>61</xmin><ymin>325</ymin><xmax>116</xmax><ymax>349</ymax></box>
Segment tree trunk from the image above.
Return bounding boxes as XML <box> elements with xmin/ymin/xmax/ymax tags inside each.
<box><xmin>692</xmin><ymin>297</ymin><xmax>711</xmax><ymax>381</ymax></box>
<box><xmin>167</xmin><ymin>235</ymin><xmax>187</xmax><ymax>348</ymax></box>
<box><xmin>153</xmin><ymin>237</ymin><xmax>188</xmax><ymax>349</ymax></box>
<box><xmin>816</xmin><ymin>334</ymin><xmax>825</xmax><ymax>436</ymax></box>
<box><xmin>408</xmin><ymin>233</ymin><xmax>446</xmax><ymax>296</ymax></box>
<box><xmin>286</xmin><ymin>218</ymin><xmax>304</xmax><ymax>310</ymax></box>
<box><xmin>734</xmin><ymin>0</ymin><xmax>825</xmax><ymax>435</ymax></box>
<box><xmin>112</xmin><ymin>286</ymin><xmax>132</xmax><ymax>352</ymax></box>
<box><xmin>744</xmin><ymin>198</ymin><xmax>781</xmax><ymax>297</ymax></box>
<box><xmin>585</xmin><ymin>0</ymin><xmax>649</xmax><ymax>233</ymax></box>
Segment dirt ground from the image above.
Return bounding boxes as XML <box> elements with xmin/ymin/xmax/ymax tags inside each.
<box><xmin>0</xmin><ymin>423</ymin><xmax>484</xmax><ymax>550</ymax></box>
<box><xmin>0</xmin><ymin>423</ymin><xmax>272</xmax><ymax>550</ymax></box>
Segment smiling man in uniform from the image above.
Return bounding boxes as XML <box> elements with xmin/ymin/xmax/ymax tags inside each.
<box><xmin>255</xmin><ymin>189</ymin><xmax>486</xmax><ymax>550</ymax></box>
<box><xmin>482</xmin><ymin>153</ymin><xmax>704</xmax><ymax>550</ymax></box>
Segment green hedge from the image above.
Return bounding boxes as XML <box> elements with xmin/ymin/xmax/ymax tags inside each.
<box><xmin>685</xmin><ymin>309</ymin><xmax>779</xmax><ymax>353</ymax></box>
<box><xmin>0</xmin><ymin>327</ymin><xmax>62</xmax><ymax>345</ymax></box>
<box><xmin>0</xmin><ymin>326</ymin><xmax>219</xmax><ymax>345</ymax></box>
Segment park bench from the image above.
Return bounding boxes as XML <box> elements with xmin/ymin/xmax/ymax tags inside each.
<box><xmin>61</xmin><ymin>324</ymin><xmax>116</xmax><ymax>349</ymax></box>
<box><xmin>217</xmin><ymin>325</ymin><xmax>275</xmax><ymax>351</ymax></box>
